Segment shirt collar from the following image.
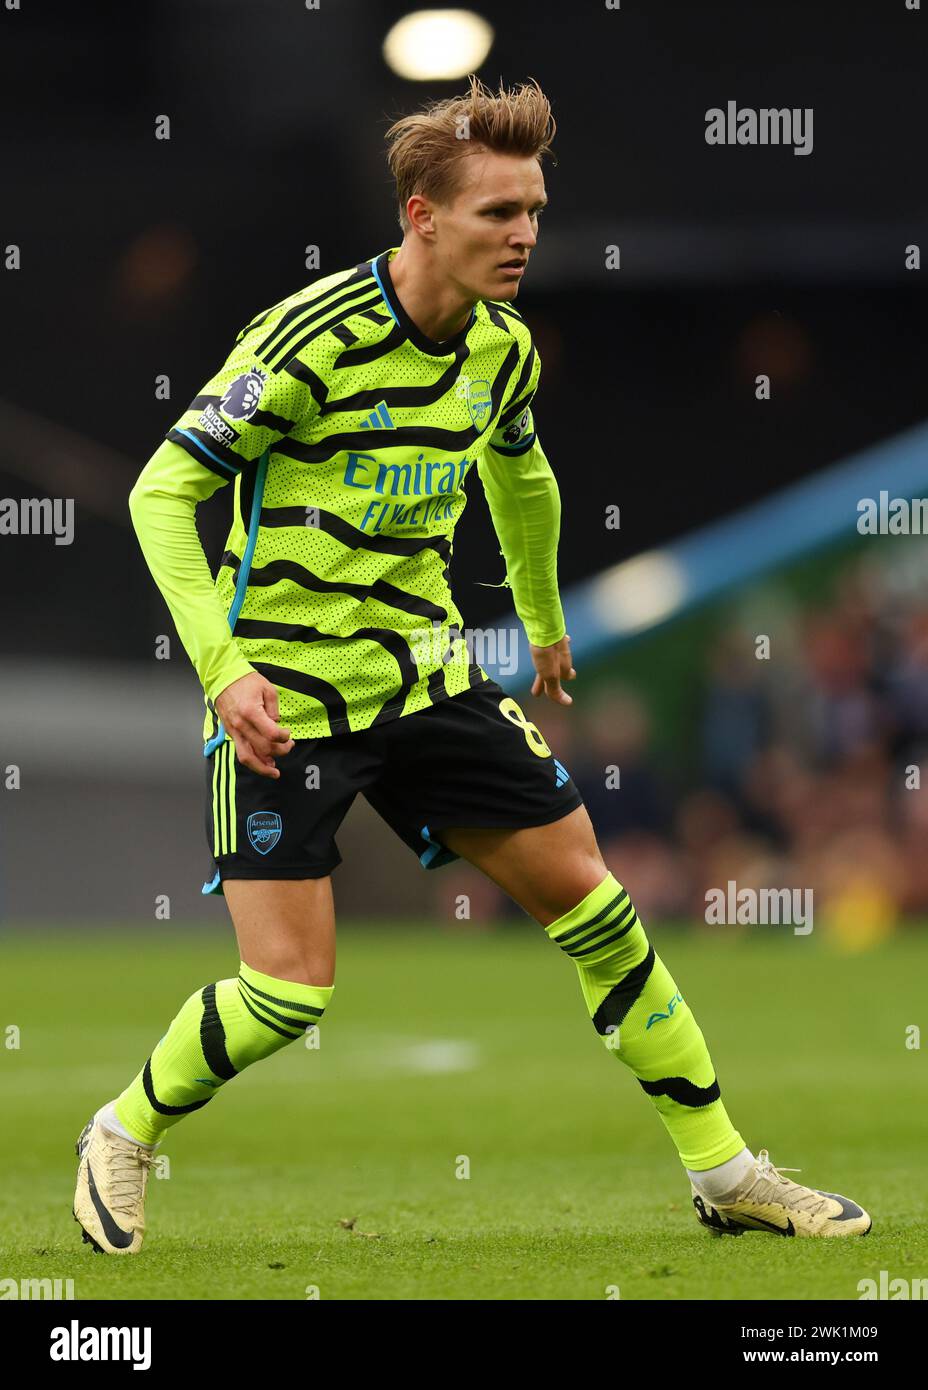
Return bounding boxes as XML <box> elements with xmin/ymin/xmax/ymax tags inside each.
<box><xmin>373</xmin><ymin>247</ymin><xmax>477</xmax><ymax>356</ymax></box>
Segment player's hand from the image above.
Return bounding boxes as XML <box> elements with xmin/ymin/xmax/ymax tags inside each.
<box><xmin>214</xmin><ymin>672</ymin><xmax>294</xmax><ymax>778</ymax></box>
<box><xmin>528</xmin><ymin>633</ymin><xmax>576</xmax><ymax>705</ymax></box>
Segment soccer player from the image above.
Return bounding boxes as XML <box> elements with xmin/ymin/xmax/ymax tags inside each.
<box><xmin>74</xmin><ymin>76</ymin><xmax>870</xmax><ymax>1254</ymax></box>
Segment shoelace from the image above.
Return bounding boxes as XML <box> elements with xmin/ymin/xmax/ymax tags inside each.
<box><xmin>752</xmin><ymin>1148</ymin><xmax>829</xmax><ymax>1216</ymax></box>
<box><xmin>103</xmin><ymin>1139</ymin><xmax>158</xmax><ymax>1216</ymax></box>
<box><xmin>755</xmin><ymin>1148</ymin><xmax>801</xmax><ymax>1181</ymax></box>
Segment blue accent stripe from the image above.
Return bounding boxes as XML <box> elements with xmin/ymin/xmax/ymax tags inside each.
<box><xmin>419</xmin><ymin>822</ymin><xmax>456</xmax><ymax>869</ymax></box>
<box><xmin>201</xmin><ymin>870</ymin><xmax>221</xmax><ymax>895</ymax></box>
<box><xmin>419</xmin><ymin>824</ymin><xmax>441</xmax><ymax>867</ymax></box>
<box><xmin>202</xmin><ymin>449</ymin><xmax>271</xmax><ymax>757</ymax></box>
<box><xmin>490</xmin><ymin>432</ymin><xmax>537</xmax><ymax>456</ymax></box>
<box><xmin>370</xmin><ymin>254</ymin><xmax>399</xmax><ymax>326</ymax></box>
<box><xmin>228</xmin><ymin>451</ymin><xmax>270</xmax><ymax>628</ymax></box>
<box><xmin>176</xmin><ymin>428</ymin><xmax>240</xmax><ymax>476</ymax></box>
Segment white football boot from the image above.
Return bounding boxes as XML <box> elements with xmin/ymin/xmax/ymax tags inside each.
<box><xmin>691</xmin><ymin>1148</ymin><xmax>872</xmax><ymax>1238</ymax></box>
<box><xmin>73</xmin><ymin>1105</ymin><xmax>157</xmax><ymax>1254</ymax></box>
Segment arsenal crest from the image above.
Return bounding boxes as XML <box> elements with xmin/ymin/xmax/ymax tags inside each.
<box><xmin>247</xmin><ymin>811</ymin><xmax>282</xmax><ymax>855</ymax></box>
<box><xmin>466</xmin><ymin>379</ymin><xmax>492</xmax><ymax>428</ymax></box>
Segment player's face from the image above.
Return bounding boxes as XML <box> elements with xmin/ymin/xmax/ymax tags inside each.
<box><xmin>440</xmin><ymin>151</ymin><xmax>546</xmax><ymax>301</ymax></box>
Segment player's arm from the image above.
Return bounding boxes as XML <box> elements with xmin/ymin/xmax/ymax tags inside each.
<box><xmin>128</xmin><ymin>441</ymin><xmax>293</xmax><ymax>776</ymax></box>
<box><xmin>130</xmin><ymin>331</ymin><xmax>322</xmax><ymax>774</ymax></box>
<box><xmin>129</xmin><ymin>440</ymin><xmax>255</xmax><ymax>703</ymax></box>
<box><xmin>476</xmin><ymin>352</ymin><xmax>575</xmax><ymax>704</ymax></box>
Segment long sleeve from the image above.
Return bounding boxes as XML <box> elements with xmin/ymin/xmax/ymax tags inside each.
<box><xmin>475</xmin><ymin>334</ymin><xmax>567</xmax><ymax>647</ymax></box>
<box><xmin>476</xmin><ymin>432</ymin><xmax>566</xmax><ymax>647</ymax></box>
<box><xmin>133</xmin><ymin>316</ymin><xmax>322</xmax><ymax>705</ymax></box>
<box><xmin>128</xmin><ymin>439</ymin><xmax>256</xmax><ymax>702</ymax></box>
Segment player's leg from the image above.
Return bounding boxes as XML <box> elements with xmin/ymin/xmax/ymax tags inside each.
<box><xmin>74</xmin><ymin>723</ymin><xmax>369</xmax><ymax>1252</ymax></box>
<box><xmin>365</xmin><ymin>682</ymin><xmax>744</xmax><ymax>1174</ymax></box>
<box><xmin>108</xmin><ymin>729</ymin><xmax>354</xmax><ymax>1148</ymax></box>
<box><xmin>227</xmin><ymin>877</ymin><xmax>336</xmax><ymax>986</ymax></box>
<box><xmin>439</xmin><ymin>807</ymin><xmax>748</xmax><ymax>1176</ymax></box>
<box><xmin>74</xmin><ymin>879</ymin><xmax>335</xmax><ymax>1254</ymax></box>
<box><xmin>439</xmin><ymin>811</ymin><xmax>871</xmax><ymax>1237</ymax></box>
<box><xmin>111</xmin><ymin>877</ymin><xmax>335</xmax><ymax>1147</ymax></box>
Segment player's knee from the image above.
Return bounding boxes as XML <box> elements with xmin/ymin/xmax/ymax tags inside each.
<box><xmin>274</xmin><ymin>961</ymin><xmax>334</xmax><ymax>988</ymax></box>
<box><xmin>239</xmin><ymin>951</ymin><xmax>334</xmax><ymax>988</ymax></box>
<box><xmin>544</xmin><ymin>869</ymin><xmax>647</xmax><ymax>965</ymax></box>
<box><xmin>226</xmin><ymin>966</ymin><xmax>335</xmax><ymax>1066</ymax></box>
<box><xmin>543</xmin><ymin>853</ymin><xmax>610</xmax><ymax>925</ymax></box>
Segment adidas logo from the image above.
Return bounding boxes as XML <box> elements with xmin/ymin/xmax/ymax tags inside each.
<box><xmin>359</xmin><ymin>401</ymin><xmax>395</xmax><ymax>430</ymax></box>
<box><xmin>554</xmin><ymin>758</ymin><xmax>570</xmax><ymax>789</ymax></box>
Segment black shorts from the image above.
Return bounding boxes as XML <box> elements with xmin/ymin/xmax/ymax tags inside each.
<box><xmin>201</xmin><ymin>677</ymin><xmax>584</xmax><ymax>893</ymax></box>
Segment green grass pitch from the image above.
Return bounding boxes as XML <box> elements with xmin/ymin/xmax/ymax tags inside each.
<box><xmin>1</xmin><ymin>923</ymin><xmax>925</xmax><ymax>1300</ymax></box>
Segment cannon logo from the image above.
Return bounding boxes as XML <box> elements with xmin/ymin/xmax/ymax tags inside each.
<box><xmin>466</xmin><ymin>379</ymin><xmax>492</xmax><ymax>429</ymax></box>
<box><xmin>247</xmin><ymin>811</ymin><xmax>282</xmax><ymax>855</ymax></box>
<box><xmin>220</xmin><ymin>367</ymin><xmax>267</xmax><ymax>422</ymax></box>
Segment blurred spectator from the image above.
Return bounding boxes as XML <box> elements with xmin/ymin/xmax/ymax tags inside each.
<box><xmin>436</xmin><ymin>550</ymin><xmax>928</xmax><ymax>929</ymax></box>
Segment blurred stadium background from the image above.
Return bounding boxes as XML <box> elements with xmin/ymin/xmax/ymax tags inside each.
<box><xmin>4</xmin><ymin>0</ymin><xmax>928</xmax><ymax>1307</ymax></box>
<box><xmin>2</xmin><ymin>0</ymin><xmax>926</xmax><ymax>943</ymax></box>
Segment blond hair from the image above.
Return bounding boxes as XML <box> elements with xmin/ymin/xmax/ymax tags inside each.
<box><xmin>384</xmin><ymin>75</ymin><xmax>557</xmax><ymax>232</ymax></box>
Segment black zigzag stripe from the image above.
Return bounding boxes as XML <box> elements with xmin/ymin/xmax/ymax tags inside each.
<box><xmin>498</xmin><ymin>387</ymin><xmax>535</xmax><ymax>430</ymax></box>
<box><xmin>329</xmin><ymin>319</ymin><xmax>407</xmax><ymax>367</ymax></box>
<box><xmin>258</xmin><ymin>503</ymin><xmax>452</xmax><ymax>562</ymax></box>
<box><xmin>329</xmin><ymin>321</ymin><xmax>360</xmax><ymax>348</ymax></box>
<box><xmin>239</xmin><ymin>555</ymin><xmax>448</xmax><ymax>623</ymax></box>
<box><xmin>491</xmin><ymin>302</ymin><xmax>525</xmax><ymax>326</ymax></box>
<box><xmin>142</xmin><ymin>1058</ymin><xmax>211</xmax><ymax>1117</ymax></box>
<box><xmin>323</xmin><ymin>354</ymin><xmax>467</xmax><ymax>412</ymax></box>
<box><xmin>284</xmin><ymin>354</ymin><xmax>330</xmax><ymax>409</ymax></box>
<box><xmin>249</xmin><ymin>661</ymin><xmax>351</xmax><ymax>737</ymax></box>
<box><xmin>238</xmin><ymin>974</ymin><xmax>326</xmax><ymax>1018</ymax></box>
<box><xmin>255</xmin><ymin>271</ymin><xmax>378</xmax><ymax>365</ymax></box>
<box><xmin>323</xmin><ymin>340</ymin><xmax>517</xmax><ymax>416</ymax></box>
<box><xmin>568</xmin><ymin>912</ymin><xmax>639</xmax><ymax>960</ymax></box>
<box><xmin>591</xmin><ymin>944</ymin><xmax>656</xmax><ymax>1035</ymax></box>
<box><xmin>270</xmin><ymin>421</ymin><xmax>482</xmax><ymax>462</ymax></box>
<box><xmin>237</xmin><ymin>985</ymin><xmax>305</xmax><ymax>1040</ymax></box>
<box><xmin>268</xmin><ymin>287</ymin><xmax>385</xmax><ymax>371</ymax></box>
<box><xmin>200</xmin><ymin>983</ymin><xmax>237</xmax><ymax>1081</ymax></box>
<box><xmin>236</xmin><ymin>289</ymin><xmax>299</xmax><ymax>344</ymax></box>
<box><xmin>638</xmin><ymin>1075</ymin><xmax>722</xmax><ymax>1108</ymax></box>
<box><xmin>484</xmin><ymin>302</ymin><xmax>515</xmax><ymax>332</ymax></box>
<box><xmin>498</xmin><ymin>347</ymin><xmax>536</xmax><ymax>422</ymax></box>
<box><xmin>187</xmin><ymin>395</ymin><xmax>294</xmax><ymax>436</ymax></box>
<box><xmin>235</xmin><ymin>620</ymin><xmax>421</xmax><ymax>728</ymax></box>
<box><xmin>554</xmin><ymin>890</ymin><xmax>629</xmax><ymax>948</ymax></box>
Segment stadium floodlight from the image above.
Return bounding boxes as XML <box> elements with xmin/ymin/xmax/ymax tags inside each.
<box><xmin>382</xmin><ymin>9</ymin><xmax>494</xmax><ymax>81</ymax></box>
<box><xmin>592</xmin><ymin>551</ymin><xmax>689</xmax><ymax>636</ymax></box>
